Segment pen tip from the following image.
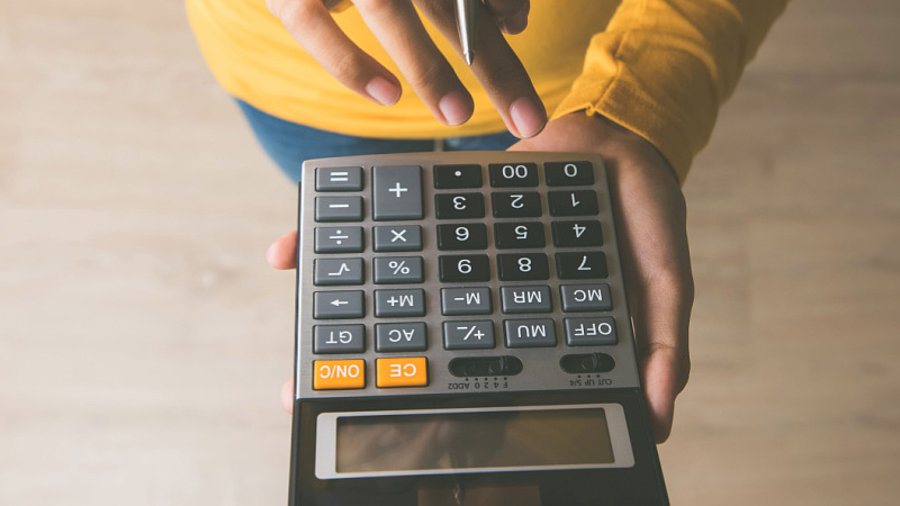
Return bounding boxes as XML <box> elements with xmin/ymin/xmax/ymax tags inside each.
<box><xmin>464</xmin><ymin>51</ymin><xmax>474</xmax><ymax>66</ymax></box>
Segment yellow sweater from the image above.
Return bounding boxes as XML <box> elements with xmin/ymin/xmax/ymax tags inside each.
<box><xmin>186</xmin><ymin>0</ymin><xmax>787</xmax><ymax>181</ymax></box>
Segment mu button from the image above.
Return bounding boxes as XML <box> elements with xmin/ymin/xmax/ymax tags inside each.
<box><xmin>313</xmin><ymin>359</ymin><xmax>365</xmax><ymax>390</ymax></box>
<box><xmin>376</xmin><ymin>357</ymin><xmax>428</xmax><ymax>388</ymax></box>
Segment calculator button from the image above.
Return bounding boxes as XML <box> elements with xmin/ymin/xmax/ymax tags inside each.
<box><xmin>313</xmin><ymin>359</ymin><xmax>365</xmax><ymax>390</ymax></box>
<box><xmin>439</xmin><ymin>254</ymin><xmax>490</xmax><ymax>282</ymax></box>
<box><xmin>315</xmin><ymin>196</ymin><xmax>364</xmax><ymax>222</ymax></box>
<box><xmin>500</xmin><ymin>286</ymin><xmax>551</xmax><ymax>313</ymax></box>
<box><xmin>434</xmin><ymin>164</ymin><xmax>482</xmax><ymax>188</ymax></box>
<box><xmin>441</xmin><ymin>287</ymin><xmax>492</xmax><ymax>315</ymax></box>
<box><xmin>435</xmin><ymin>193</ymin><xmax>485</xmax><ymax>219</ymax></box>
<box><xmin>497</xmin><ymin>253</ymin><xmax>549</xmax><ymax>281</ymax></box>
<box><xmin>559</xmin><ymin>284</ymin><xmax>612</xmax><ymax>312</ymax></box>
<box><xmin>313</xmin><ymin>325</ymin><xmax>365</xmax><ymax>354</ymax></box>
<box><xmin>544</xmin><ymin>161</ymin><xmax>594</xmax><ymax>186</ymax></box>
<box><xmin>313</xmin><ymin>290</ymin><xmax>365</xmax><ymax>319</ymax></box>
<box><xmin>373</xmin><ymin>225</ymin><xmax>422</xmax><ymax>252</ymax></box>
<box><xmin>491</xmin><ymin>192</ymin><xmax>542</xmax><ymax>217</ymax></box>
<box><xmin>504</xmin><ymin>319</ymin><xmax>557</xmax><ymax>348</ymax></box>
<box><xmin>374</xmin><ymin>289</ymin><xmax>426</xmax><ymax>317</ymax></box>
<box><xmin>559</xmin><ymin>353</ymin><xmax>615</xmax><ymax>374</ymax></box>
<box><xmin>376</xmin><ymin>357</ymin><xmax>428</xmax><ymax>388</ymax></box>
<box><xmin>556</xmin><ymin>251</ymin><xmax>607</xmax><ymax>279</ymax></box>
<box><xmin>437</xmin><ymin>223</ymin><xmax>487</xmax><ymax>250</ymax></box>
<box><xmin>315</xmin><ymin>166</ymin><xmax>363</xmax><ymax>191</ymax></box>
<box><xmin>443</xmin><ymin>320</ymin><xmax>495</xmax><ymax>349</ymax></box>
<box><xmin>494</xmin><ymin>222</ymin><xmax>545</xmax><ymax>249</ymax></box>
<box><xmin>314</xmin><ymin>258</ymin><xmax>364</xmax><ymax>285</ymax></box>
<box><xmin>375</xmin><ymin>322</ymin><xmax>427</xmax><ymax>352</ymax></box>
<box><xmin>373</xmin><ymin>256</ymin><xmax>424</xmax><ymax>284</ymax></box>
<box><xmin>489</xmin><ymin>163</ymin><xmax>538</xmax><ymax>187</ymax></box>
<box><xmin>548</xmin><ymin>190</ymin><xmax>599</xmax><ymax>216</ymax></box>
<box><xmin>565</xmin><ymin>317</ymin><xmax>617</xmax><ymax>345</ymax></box>
<box><xmin>552</xmin><ymin>221</ymin><xmax>602</xmax><ymax>247</ymax></box>
<box><xmin>315</xmin><ymin>226</ymin><xmax>364</xmax><ymax>253</ymax></box>
<box><xmin>448</xmin><ymin>356</ymin><xmax>523</xmax><ymax>377</ymax></box>
<box><xmin>372</xmin><ymin>165</ymin><xmax>423</xmax><ymax>221</ymax></box>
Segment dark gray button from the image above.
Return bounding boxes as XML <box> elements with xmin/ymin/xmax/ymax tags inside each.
<box><xmin>315</xmin><ymin>226</ymin><xmax>364</xmax><ymax>253</ymax></box>
<box><xmin>314</xmin><ymin>324</ymin><xmax>365</xmax><ymax>353</ymax></box>
<box><xmin>315</xmin><ymin>196</ymin><xmax>364</xmax><ymax>222</ymax></box>
<box><xmin>500</xmin><ymin>286</ymin><xmax>551</xmax><ymax>313</ymax></box>
<box><xmin>372</xmin><ymin>166</ymin><xmax>422</xmax><ymax>220</ymax></box>
<box><xmin>315</xmin><ymin>166</ymin><xmax>363</xmax><ymax>191</ymax></box>
<box><xmin>374</xmin><ymin>289</ymin><xmax>425</xmax><ymax>317</ymax></box>
<box><xmin>373</xmin><ymin>225</ymin><xmax>422</xmax><ymax>251</ymax></box>
<box><xmin>504</xmin><ymin>319</ymin><xmax>557</xmax><ymax>348</ymax></box>
<box><xmin>560</xmin><ymin>284</ymin><xmax>612</xmax><ymax>312</ymax></box>
<box><xmin>565</xmin><ymin>317</ymin><xmax>617</xmax><ymax>345</ymax></box>
<box><xmin>373</xmin><ymin>256</ymin><xmax>424</xmax><ymax>284</ymax></box>
<box><xmin>443</xmin><ymin>320</ymin><xmax>495</xmax><ymax>349</ymax></box>
<box><xmin>314</xmin><ymin>258</ymin><xmax>364</xmax><ymax>285</ymax></box>
<box><xmin>313</xmin><ymin>290</ymin><xmax>365</xmax><ymax>319</ymax></box>
<box><xmin>441</xmin><ymin>287</ymin><xmax>491</xmax><ymax>315</ymax></box>
<box><xmin>375</xmin><ymin>322</ymin><xmax>427</xmax><ymax>352</ymax></box>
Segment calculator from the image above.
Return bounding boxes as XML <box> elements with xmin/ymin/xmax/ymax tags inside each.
<box><xmin>288</xmin><ymin>152</ymin><xmax>668</xmax><ymax>506</ymax></box>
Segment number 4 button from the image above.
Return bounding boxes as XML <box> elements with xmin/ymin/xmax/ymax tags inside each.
<box><xmin>552</xmin><ymin>220</ymin><xmax>602</xmax><ymax>247</ymax></box>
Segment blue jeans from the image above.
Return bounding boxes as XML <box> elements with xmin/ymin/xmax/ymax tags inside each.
<box><xmin>236</xmin><ymin>99</ymin><xmax>518</xmax><ymax>183</ymax></box>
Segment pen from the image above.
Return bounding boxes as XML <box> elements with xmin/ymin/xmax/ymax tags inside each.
<box><xmin>456</xmin><ymin>0</ymin><xmax>478</xmax><ymax>66</ymax></box>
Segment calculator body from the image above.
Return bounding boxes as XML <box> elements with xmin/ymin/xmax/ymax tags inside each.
<box><xmin>289</xmin><ymin>152</ymin><xmax>668</xmax><ymax>506</ymax></box>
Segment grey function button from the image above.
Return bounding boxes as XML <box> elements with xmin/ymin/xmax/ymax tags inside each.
<box><xmin>314</xmin><ymin>258</ymin><xmax>364</xmax><ymax>285</ymax></box>
<box><xmin>374</xmin><ymin>289</ymin><xmax>425</xmax><ymax>317</ymax></box>
<box><xmin>441</xmin><ymin>287</ymin><xmax>491</xmax><ymax>315</ymax></box>
<box><xmin>504</xmin><ymin>319</ymin><xmax>557</xmax><ymax>348</ymax></box>
<box><xmin>500</xmin><ymin>286</ymin><xmax>551</xmax><ymax>313</ymax></box>
<box><xmin>313</xmin><ymin>290</ymin><xmax>365</xmax><ymax>319</ymax></box>
<box><xmin>315</xmin><ymin>226</ymin><xmax>364</xmax><ymax>253</ymax></box>
<box><xmin>373</xmin><ymin>256</ymin><xmax>424</xmax><ymax>284</ymax></box>
<box><xmin>373</xmin><ymin>225</ymin><xmax>422</xmax><ymax>251</ymax></box>
<box><xmin>376</xmin><ymin>322</ymin><xmax>427</xmax><ymax>352</ymax></box>
<box><xmin>372</xmin><ymin>166</ymin><xmax>423</xmax><ymax>220</ymax></box>
<box><xmin>315</xmin><ymin>196</ymin><xmax>364</xmax><ymax>222</ymax></box>
<box><xmin>565</xmin><ymin>317</ymin><xmax>617</xmax><ymax>346</ymax></box>
<box><xmin>314</xmin><ymin>324</ymin><xmax>365</xmax><ymax>353</ymax></box>
<box><xmin>315</xmin><ymin>166</ymin><xmax>363</xmax><ymax>191</ymax></box>
<box><xmin>559</xmin><ymin>283</ymin><xmax>612</xmax><ymax>312</ymax></box>
<box><xmin>443</xmin><ymin>320</ymin><xmax>495</xmax><ymax>350</ymax></box>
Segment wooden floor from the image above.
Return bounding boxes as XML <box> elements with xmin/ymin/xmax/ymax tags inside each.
<box><xmin>1</xmin><ymin>0</ymin><xmax>898</xmax><ymax>504</ymax></box>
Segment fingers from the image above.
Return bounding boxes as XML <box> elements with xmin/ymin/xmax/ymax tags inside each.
<box><xmin>281</xmin><ymin>379</ymin><xmax>294</xmax><ymax>414</ymax></box>
<box><xmin>266</xmin><ymin>230</ymin><xmax>298</xmax><ymax>270</ymax></box>
<box><xmin>485</xmin><ymin>0</ymin><xmax>530</xmax><ymax>34</ymax></box>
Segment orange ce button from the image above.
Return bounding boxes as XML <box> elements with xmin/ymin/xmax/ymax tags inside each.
<box><xmin>376</xmin><ymin>357</ymin><xmax>428</xmax><ymax>388</ymax></box>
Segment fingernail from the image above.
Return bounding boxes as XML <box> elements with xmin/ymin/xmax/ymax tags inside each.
<box><xmin>509</xmin><ymin>96</ymin><xmax>546</xmax><ymax>137</ymax></box>
<box><xmin>438</xmin><ymin>90</ymin><xmax>473</xmax><ymax>126</ymax></box>
<box><xmin>499</xmin><ymin>10</ymin><xmax>528</xmax><ymax>34</ymax></box>
<box><xmin>365</xmin><ymin>76</ymin><xmax>400</xmax><ymax>106</ymax></box>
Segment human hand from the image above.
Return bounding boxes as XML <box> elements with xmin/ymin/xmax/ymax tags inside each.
<box><xmin>264</xmin><ymin>0</ymin><xmax>546</xmax><ymax>137</ymax></box>
<box><xmin>509</xmin><ymin>112</ymin><xmax>694</xmax><ymax>443</ymax></box>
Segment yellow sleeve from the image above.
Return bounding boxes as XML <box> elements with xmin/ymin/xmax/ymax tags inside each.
<box><xmin>553</xmin><ymin>0</ymin><xmax>789</xmax><ymax>182</ymax></box>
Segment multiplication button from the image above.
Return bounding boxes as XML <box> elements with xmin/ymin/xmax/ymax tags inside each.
<box><xmin>315</xmin><ymin>226</ymin><xmax>364</xmax><ymax>253</ymax></box>
<box><xmin>560</xmin><ymin>284</ymin><xmax>612</xmax><ymax>312</ymax></box>
<box><xmin>441</xmin><ymin>287</ymin><xmax>491</xmax><ymax>315</ymax></box>
<box><xmin>373</xmin><ymin>225</ymin><xmax>422</xmax><ymax>252</ymax></box>
<box><xmin>504</xmin><ymin>319</ymin><xmax>557</xmax><ymax>348</ymax></box>
<box><xmin>372</xmin><ymin>165</ymin><xmax>423</xmax><ymax>221</ymax></box>
<box><xmin>313</xmin><ymin>324</ymin><xmax>365</xmax><ymax>353</ymax></box>
<box><xmin>443</xmin><ymin>320</ymin><xmax>495</xmax><ymax>349</ymax></box>
<box><xmin>315</xmin><ymin>167</ymin><xmax>363</xmax><ymax>191</ymax></box>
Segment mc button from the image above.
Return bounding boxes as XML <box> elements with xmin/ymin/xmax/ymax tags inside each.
<box><xmin>376</xmin><ymin>357</ymin><xmax>428</xmax><ymax>388</ymax></box>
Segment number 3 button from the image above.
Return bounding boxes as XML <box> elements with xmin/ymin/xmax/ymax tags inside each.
<box><xmin>435</xmin><ymin>193</ymin><xmax>485</xmax><ymax>219</ymax></box>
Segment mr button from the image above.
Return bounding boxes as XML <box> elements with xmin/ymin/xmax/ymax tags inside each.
<box><xmin>376</xmin><ymin>357</ymin><xmax>428</xmax><ymax>388</ymax></box>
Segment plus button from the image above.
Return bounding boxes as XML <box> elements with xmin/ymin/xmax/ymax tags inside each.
<box><xmin>389</xmin><ymin>182</ymin><xmax>408</xmax><ymax>198</ymax></box>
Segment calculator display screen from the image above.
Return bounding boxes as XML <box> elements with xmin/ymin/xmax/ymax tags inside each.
<box><xmin>333</xmin><ymin>408</ymin><xmax>614</xmax><ymax>474</ymax></box>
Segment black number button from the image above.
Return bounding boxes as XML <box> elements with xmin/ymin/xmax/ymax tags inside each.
<box><xmin>545</xmin><ymin>161</ymin><xmax>594</xmax><ymax>186</ymax></box>
<box><xmin>548</xmin><ymin>190</ymin><xmax>599</xmax><ymax>216</ymax></box>
<box><xmin>439</xmin><ymin>254</ymin><xmax>490</xmax><ymax>282</ymax></box>
<box><xmin>491</xmin><ymin>192</ymin><xmax>541</xmax><ymax>217</ymax></box>
<box><xmin>437</xmin><ymin>223</ymin><xmax>488</xmax><ymax>250</ymax></box>
<box><xmin>497</xmin><ymin>253</ymin><xmax>549</xmax><ymax>281</ymax></box>
<box><xmin>552</xmin><ymin>220</ymin><xmax>602</xmax><ymax>247</ymax></box>
<box><xmin>434</xmin><ymin>164</ymin><xmax>482</xmax><ymax>188</ymax></box>
<box><xmin>494</xmin><ymin>222</ymin><xmax>545</xmax><ymax>248</ymax></box>
<box><xmin>435</xmin><ymin>193</ymin><xmax>485</xmax><ymax>219</ymax></box>
<box><xmin>556</xmin><ymin>251</ymin><xmax>607</xmax><ymax>279</ymax></box>
<box><xmin>489</xmin><ymin>163</ymin><xmax>538</xmax><ymax>187</ymax></box>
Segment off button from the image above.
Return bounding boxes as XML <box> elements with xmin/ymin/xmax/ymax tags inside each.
<box><xmin>313</xmin><ymin>359</ymin><xmax>365</xmax><ymax>390</ymax></box>
<box><xmin>376</xmin><ymin>357</ymin><xmax>428</xmax><ymax>388</ymax></box>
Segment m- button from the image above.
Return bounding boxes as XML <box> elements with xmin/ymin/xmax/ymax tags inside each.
<box><xmin>376</xmin><ymin>357</ymin><xmax>428</xmax><ymax>387</ymax></box>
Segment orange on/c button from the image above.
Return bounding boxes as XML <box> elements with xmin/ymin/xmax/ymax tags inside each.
<box><xmin>313</xmin><ymin>359</ymin><xmax>365</xmax><ymax>390</ymax></box>
<box><xmin>376</xmin><ymin>357</ymin><xmax>428</xmax><ymax>388</ymax></box>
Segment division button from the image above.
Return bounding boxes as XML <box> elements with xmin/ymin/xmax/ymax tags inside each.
<box><xmin>500</xmin><ymin>286</ymin><xmax>551</xmax><ymax>313</ymax></box>
<box><xmin>544</xmin><ymin>161</ymin><xmax>594</xmax><ymax>186</ymax></box>
<box><xmin>497</xmin><ymin>253</ymin><xmax>549</xmax><ymax>281</ymax></box>
<box><xmin>441</xmin><ymin>287</ymin><xmax>492</xmax><ymax>315</ymax></box>
<box><xmin>373</xmin><ymin>256</ymin><xmax>424</xmax><ymax>284</ymax></box>
<box><xmin>315</xmin><ymin>166</ymin><xmax>363</xmax><ymax>191</ymax></box>
<box><xmin>437</xmin><ymin>223</ymin><xmax>488</xmax><ymax>250</ymax></box>
<box><xmin>548</xmin><ymin>190</ymin><xmax>599</xmax><ymax>216</ymax></box>
<box><xmin>551</xmin><ymin>220</ymin><xmax>602</xmax><ymax>247</ymax></box>
<box><xmin>504</xmin><ymin>319</ymin><xmax>557</xmax><ymax>348</ymax></box>
<box><xmin>559</xmin><ymin>353</ymin><xmax>615</xmax><ymax>374</ymax></box>
<box><xmin>435</xmin><ymin>193</ymin><xmax>485</xmax><ymax>219</ymax></box>
<box><xmin>313</xmin><ymin>324</ymin><xmax>365</xmax><ymax>353</ymax></box>
<box><xmin>313</xmin><ymin>290</ymin><xmax>365</xmax><ymax>319</ymax></box>
<box><xmin>443</xmin><ymin>320</ymin><xmax>495</xmax><ymax>350</ymax></box>
<box><xmin>373</xmin><ymin>225</ymin><xmax>422</xmax><ymax>252</ymax></box>
<box><xmin>494</xmin><ymin>222</ymin><xmax>545</xmax><ymax>249</ymax></box>
<box><xmin>559</xmin><ymin>284</ymin><xmax>613</xmax><ymax>312</ymax></box>
<box><xmin>376</xmin><ymin>357</ymin><xmax>428</xmax><ymax>388</ymax></box>
<box><xmin>313</xmin><ymin>359</ymin><xmax>365</xmax><ymax>390</ymax></box>
<box><xmin>556</xmin><ymin>251</ymin><xmax>608</xmax><ymax>279</ymax></box>
<box><xmin>372</xmin><ymin>165</ymin><xmax>423</xmax><ymax>221</ymax></box>
<box><xmin>448</xmin><ymin>356</ymin><xmax>523</xmax><ymax>377</ymax></box>
<box><xmin>375</xmin><ymin>322</ymin><xmax>427</xmax><ymax>352</ymax></box>
<box><xmin>374</xmin><ymin>288</ymin><xmax>426</xmax><ymax>317</ymax></box>
<box><xmin>565</xmin><ymin>317</ymin><xmax>617</xmax><ymax>346</ymax></box>
<box><xmin>491</xmin><ymin>191</ymin><xmax>542</xmax><ymax>217</ymax></box>
<box><xmin>315</xmin><ymin>226</ymin><xmax>364</xmax><ymax>253</ymax></box>
<box><xmin>313</xmin><ymin>258</ymin><xmax>364</xmax><ymax>285</ymax></box>
<box><xmin>439</xmin><ymin>254</ymin><xmax>491</xmax><ymax>282</ymax></box>
<box><xmin>315</xmin><ymin>196</ymin><xmax>364</xmax><ymax>222</ymax></box>
<box><xmin>489</xmin><ymin>162</ymin><xmax>538</xmax><ymax>187</ymax></box>
<box><xmin>434</xmin><ymin>164</ymin><xmax>483</xmax><ymax>188</ymax></box>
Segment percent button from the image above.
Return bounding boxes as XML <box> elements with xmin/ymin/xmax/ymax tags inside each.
<box><xmin>373</xmin><ymin>256</ymin><xmax>424</xmax><ymax>284</ymax></box>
